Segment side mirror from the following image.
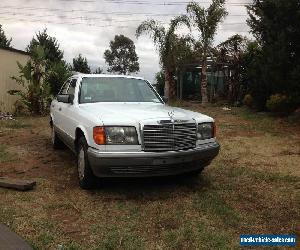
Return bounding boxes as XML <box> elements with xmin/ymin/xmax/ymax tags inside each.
<box><xmin>162</xmin><ymin>96</ymin><xmax>168</xmax><ymax>103</ymax></box>
<box><xmin>57</xmin><ymin>94</ymin><xmax>73</xmax><ymax>104</ymax></box>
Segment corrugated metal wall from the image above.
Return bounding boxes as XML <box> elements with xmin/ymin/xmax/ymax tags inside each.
<box><xmin>0</xmin><ymin>48</ymin><xmax>29</xmax><ymax>113</ymax></box>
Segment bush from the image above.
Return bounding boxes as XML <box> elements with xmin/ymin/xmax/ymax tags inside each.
<box><xmin>243</xmin><ymin>94</ymin><xmax>253</xmax><ymax>107</ymax></box>
<box><xmin>266</xmin><ymin>94</ymin><xmax>293</xmax><ymax>114</ymax></box>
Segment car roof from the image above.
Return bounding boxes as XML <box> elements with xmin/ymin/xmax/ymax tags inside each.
<box><xmin>72</xmin><ymin>73</ymin><xmax>145</xmax><ymax>81</ymax></box>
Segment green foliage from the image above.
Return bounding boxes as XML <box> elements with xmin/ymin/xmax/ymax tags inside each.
<box><xmin>246</xmin><ymin>0</ymin><xmax>300</xmax><ymax>111</ymax></box>
<box><xmin>136</xmin><ymin>16</ymin><xmax>190</xmax><ymax>100</ymax></box>
<box><xmin>186</xmin><ymin>0</ymin><xmax>228</xmax><ymax>50</ymax></box>
<box><xmin>136</xmin><ymin>17</ymin><xmax>189</xmax><ymax>71</ymax></box>
<box><xmin>104</xmin><ymin>34</ymin><xmax>139</xmax><ymax>75</ymax></box>
<box><xmin>26</xmin><ymin>29</ymin><xmax>69</xmax><ymax>95</ymax></box>
<box><xmin>72</xmin><ymin>54</ymin><xmax>91</xmax><ymax>74</ymax></box>
<box><xmin>8</xmin><ymin>46</ymin><xmax>52</xmax><ymax>115</ymax></box>
<box><xmin>46</xmin><ymin>61</ymin><xmax>71</xmax><ymax>94</ymax></box>
<box><xmin>186</xmin><ymin>0</ymin><xmax>227</xmax><ymax>104</ymax></box>
<box><xmin>155</xmin><ymin>71</ymin><xmax>165</xmax><ymax>96</ymax></box>
<box><xmin>266</xmin><ymin>94</ymin><xmax>294</xmax><ymax>114</ymax></box>
<box><xmin>0</xmin><ymin>24</ymin><xmax>12</xmax><ymax>48</ymax></box>
<box><xmin>27</xmin><ymin>29</ymin><xmax>63</xmax><ymax>63</ymax></box>
<box><xmin>216</xmin><ymin>34</ymin><xmax>249</xmax><ymax>104</ymax></box>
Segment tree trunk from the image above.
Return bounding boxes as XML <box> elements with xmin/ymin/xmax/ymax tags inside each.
<box><xmin>164</xmin><ymin>70</ymin><xmax>170</xmax><ymax>99</ymax></box>
<box><xmin>164</xmin><ymin>70</ymin><xmax>176</xmax><ymax>101</ymax></box>
<box><xmin>201</xmin><ymin>59</ymin><xmax>208</xmax><ymax>104</ymax></box>
<box><xmin>168</xmin><ymin>72</ymin><xmax>176</xmax><ymax>101</ymax></box>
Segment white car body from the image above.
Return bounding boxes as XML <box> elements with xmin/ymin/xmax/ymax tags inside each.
<box><xmin>50</xmin><ymin>74</ymin><xmax>220</xmax><ymax>187</ymax></box>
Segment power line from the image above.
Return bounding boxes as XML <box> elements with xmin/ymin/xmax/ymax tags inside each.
<box><xmin>0</xmin><ymin>16</ymin><xmax>250</xmax><ymax>32</ymax></box>
<box><xmin>58</xmin><ymin>0</ymin><xmax>251</xmax><ymax>6</ymax></box>
<box><xmin>0</xmin><ymin>11</ymin><xmax>248</xmax><ymax>24</ymax></box>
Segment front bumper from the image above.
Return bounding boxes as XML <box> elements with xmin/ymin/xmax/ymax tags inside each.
<box><xmin>87</xmin><ymin>141</ymin><xmax>220</xmax><ymax>177</ymax></box>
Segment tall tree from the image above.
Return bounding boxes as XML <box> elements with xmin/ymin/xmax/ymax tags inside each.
<box><xmin>246</xmin><ymin>0</ymin><xmax>300</xmax><ymax>110</ymax></box>
<box><xmin>26</xmin><ymin>29</ymin><xmax>70</xmax><ymax>94</ymax></box>
<box><xmin>27</xmin><ymin>29</ymin><xmax>63</xmax><ymax>64</ymax></box>
<box><xmin>104</xmin><ymin>35</ymin><xmax>139</xmax><ymax>75</ymax></box>
<box><xmin>217</xmin><ymin>34</ymin><xmax>248</xmax><ymax>103</ymax></box>
<box><xmin>136</xmin><ymin>16</ymin><xmax>190</xmax><ymax>100</ymax></box>
<box><xmin>186</xmin><ymin>0</ymin><xmax>227</xmax><ymax>104</ymax></box>
<box><xmin>72</xmin><ymin>54</ymin><xmax>91</xmax><ymax>73</ymax></box>
<box><xmin>0</xmin><ymin>24</ymin><xmax>12</xmax><ymax>48</ymax></box>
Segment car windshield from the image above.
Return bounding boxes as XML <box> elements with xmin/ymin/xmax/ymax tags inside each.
<box><xmin>79</xmin><ymin>77</ymin><xmax>162</xmax><ymax>103</ymax></box>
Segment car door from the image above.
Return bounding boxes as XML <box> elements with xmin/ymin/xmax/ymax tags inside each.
<box><xmin>58</xmin><ymin>78</ymin><xmax>79</xmax><ymax>150</ymax></box>
<box><xmin>54</xmin><ymin>79</ymin><xmax>71</xmax><ymax>132</ymax></box>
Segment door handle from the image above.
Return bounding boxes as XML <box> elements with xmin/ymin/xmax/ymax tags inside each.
<box><xmin>59</xmin><ymin>107</ymin><xmax>62</xmax><ymax>111</ymax></box>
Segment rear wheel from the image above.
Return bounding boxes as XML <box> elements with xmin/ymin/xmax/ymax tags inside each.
<box><xmin>77</xmin><ymin>137</ymin><xmax>96</xmax><ymax>189</ymax></box>
<box><xmin>51</xmin><ymin>125</ymin><xmax>64</xmax><ymax>149</ymax></box>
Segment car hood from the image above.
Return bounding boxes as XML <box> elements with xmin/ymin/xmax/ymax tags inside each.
<box><xmin>79</xmin><ymin>102</ymin><xmax>213</xmax><ymax>125</ymax></box>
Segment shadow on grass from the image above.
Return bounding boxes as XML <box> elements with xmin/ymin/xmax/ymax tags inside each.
<box><xmin>91</xmin><ymin>173</ymin><xmax>213</xmax><ymax>201</ymax></box>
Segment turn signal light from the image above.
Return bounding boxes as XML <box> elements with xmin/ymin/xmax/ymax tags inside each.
<box><xmin>93</xmin><ymin>126</ymin><xmax>106</xmax><ymax>145</ymax></box>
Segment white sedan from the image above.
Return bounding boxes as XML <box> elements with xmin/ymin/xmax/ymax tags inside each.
<box><xmin>50</xmin><ymin>74</ymin><xmax>220</xmax><ymax>189</ymax></box>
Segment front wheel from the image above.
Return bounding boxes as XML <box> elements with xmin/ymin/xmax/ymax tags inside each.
<box><xmin>77</xmin><ymin>137</ymin><xmax>96</xmax><ymax>189</ymax></box>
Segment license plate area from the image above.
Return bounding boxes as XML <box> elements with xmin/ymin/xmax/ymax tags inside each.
<box><xmin>152</xmin><ymin>155</ymin><xmax>193</xmax><ymax>165</ymax></box>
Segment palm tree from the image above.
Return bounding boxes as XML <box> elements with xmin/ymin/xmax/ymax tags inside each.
<box><xmin>136</xmin><ymin>16</ymin><xmax>189</xmax><ymax>101</ymax></box>
<box><xmin>186</xmin><ymin>0</ymin><xmax>227</xmax><ymax>104</ymax></box>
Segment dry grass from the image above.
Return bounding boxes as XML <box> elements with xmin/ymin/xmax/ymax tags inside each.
<box><xmin>0</xmin><ymin>105</ymin><xmax>299</xmax><ymax>250</ymax></box>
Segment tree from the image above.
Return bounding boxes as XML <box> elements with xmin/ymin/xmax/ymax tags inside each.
<box><xmin>72</xmin><ymin>54</ymin><xmax>91</xmax><ymax>73</ymax></box>
<box><xmin>93</xmin><ymin>67</ymin><xmax>103</xmax><ymax>74</ymax></box>
<box><xmin>0</xmin><ymin>24</ymin><xmax>12</xmax><ymax>48</ymax></box>
<box><xmin>27</xmin><ymin>29</ymin><xmax>63</xmax><ymax>63</ymax></box>
<box><xmin>186</xmin><ymin>0</ymin><xmax>227</xmax><ymax>104</ymax></box>
<box><xmin>104</xmin><ymin>35</ymin><xmax>139</xmax><ymax>75</ymax></box>
<box><xmin>155</xmin><ymin>71</ymin><xmax>165</xmax><ymax>96</ymax></box>
<box><xmin>8</xmin><ymin>46</ymin><xmax>51</xmax><ymax>115</ymax></box>
<box><xmin>217</xmin><ymin>34</ymin><xmax>248</xmax><ymax>103</ymax></box>
<box><xmin>246</xmin><ymin>0</ymin><xmax>300</xmax><ymax>111</ymax></box>
<box><xmin>136</xmin><ymin>16</ymin><xmax>190</xmax><ymax>100</ymax></box>
<box><xmin>26</xmin><ymin>29</ymin><xmax>69</xmax><ymax>95</ymax></box>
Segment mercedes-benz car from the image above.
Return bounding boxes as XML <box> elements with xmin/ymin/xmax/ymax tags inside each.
<box><xmin>50</xmin><ymin>74</ymin><xmax>220</xmax><ymax>189</ymax></box>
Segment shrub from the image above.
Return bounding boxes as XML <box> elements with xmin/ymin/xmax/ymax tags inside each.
<box><xmin>266</xmin><ymin>94</ymin><xmax>293</xmax><ymax>114</ymax></box>
<box><xmin>243</xmin><ymin>94</ymin><xmax>253</xmax><ymax>107</ymax></box>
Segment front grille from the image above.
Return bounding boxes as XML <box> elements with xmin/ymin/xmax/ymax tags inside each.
<box><xmin>143</xmin><ymin>123</ymin><xmax>197</xmax><ymax>152</ymax></box>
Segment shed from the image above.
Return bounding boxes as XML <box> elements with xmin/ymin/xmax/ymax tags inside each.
<box><xmin>0</xmin><ymin>47</ymin><xmax>30</xmax><ymax>113</ymax></box>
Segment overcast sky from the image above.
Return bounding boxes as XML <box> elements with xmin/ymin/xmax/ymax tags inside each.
<box><xmin>0</xmin><ymin>0</ymin><xmax>252</xmax><ymax>82</ymax></box>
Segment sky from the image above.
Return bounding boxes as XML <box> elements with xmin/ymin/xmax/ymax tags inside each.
<box><xmin>0</xmin><ymin>0</ymin><xmax>252</xmax><ymax>82</ymax></box>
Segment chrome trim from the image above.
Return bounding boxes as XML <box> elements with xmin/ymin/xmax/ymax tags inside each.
<box><xmin>141</xmin><ymin>119</ymin><xmax>197</xmax><ymax>152</ymax></box>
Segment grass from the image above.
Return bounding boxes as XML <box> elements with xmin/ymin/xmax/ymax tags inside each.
<box><xmin>0</xmin><ymin>145</ymin><xmax>16</xmax><ymax>163</ymax></box>
<box><xmin>0</xmin><ymin>119</ymin><xmax>31</xmax><ymax>129</ymax></box>
<box><xmin>0</xmin><ymin>105</ymin><xmax>299</xmax><ymax>249</ymax></box>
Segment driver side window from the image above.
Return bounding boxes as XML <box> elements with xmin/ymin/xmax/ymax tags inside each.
<box><xmin>67</xmin><ymin>79</ymin><xmax>77</xmax><ymax>95</ymax></box>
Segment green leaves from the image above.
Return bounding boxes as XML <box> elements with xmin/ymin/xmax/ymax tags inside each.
<box><xmin>72</xmin><ymin>54</ymin><xmax>91</xmax><ymax>74</ymax></box>
<box><xmin>9</xmin><ymin>45</ymin><xmax>52</xmax><ymax>115</ymax></box>
<box><xmin>186</xmin><ymin>0</ymin><xmax>228</xmax><ymax>49</ymax></box>
<box><xmin>104</xmin><ymin>34</ymin><xmax>139</xmax><ymax>75</ymax></box>
<box><xmin>0</xmin><ymin>24</ymin><xmax>12</xmax><ymax>48</ymax></box>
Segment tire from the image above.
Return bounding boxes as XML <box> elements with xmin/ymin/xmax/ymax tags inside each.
<box><xmin>77</xmin><ymin>137</ymin><xmax>96</xmax><ymax>189</ymax></box>
<box><xmin>51</xmin><ymin>125</ymin><xmax>64</xmax><ymax>149</ymax></box>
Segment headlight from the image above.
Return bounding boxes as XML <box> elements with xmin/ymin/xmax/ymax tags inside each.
<box><xmin>93</xmin><ymin>126</ymin><xmax>138</xmax><ymax>145</ymax></box>
<box><xmin>197</xmin><ymin>122</ymin><xmax>215</xmax><ymax>140</ymax></box>
<box><xmin>105</xmin><ymin>126</ymin><xmax>138</xmax><ymax>145</ymax></box>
